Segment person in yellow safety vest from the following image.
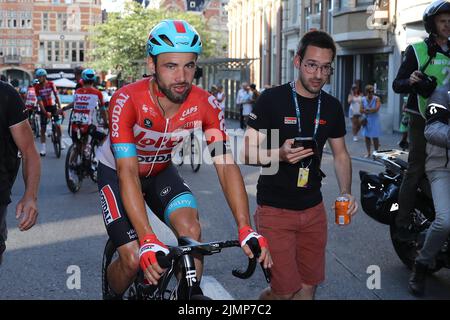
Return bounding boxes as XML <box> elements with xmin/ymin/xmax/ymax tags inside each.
<box><xmin>392</xmin><ymin>0</ymin><xmax>450</xmax><ymax>243</ymax></box>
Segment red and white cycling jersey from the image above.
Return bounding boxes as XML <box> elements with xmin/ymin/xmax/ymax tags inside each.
<box><xmin>25</xmin><ymin>87</ymin><xmax>38</xmax><ymax>110</ymax></box>
<box><xmin>71</xmin><ymin>87</ymin><xmax>104</xmax><ymax>126</ymax></box>
<box><xmin>34</xmin><ymin>81</ymin><xmax>58</xmax><ymax>108</ymax></box>
<box><xmin>97</xmin><ymin>77</ymin><xmax>228</xmax><ymax>177</ymax></box>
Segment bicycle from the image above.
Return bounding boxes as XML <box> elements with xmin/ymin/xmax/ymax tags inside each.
<box><xmin>174</xmin><ymin>131</ymin><xmax>202</xmax><ymax>172</ymax></box>
<box><xmin>102</xmin><ymin>236</ymin><xmax>270</xmax><ymax>300</ymax></box>
<box><xmin>50</xmin><ymin>114</ymin><xmax>62</xmax><ymax>158</ymax></box>
<box><xmin>27</xmin><ymin>108</ymin><xmax>40</xmax><ymax>138</ymax></box>
<box><xmin>65</xmin><ymin>123</ymin><xmax>107</xmax><ymax>193</ymax></box>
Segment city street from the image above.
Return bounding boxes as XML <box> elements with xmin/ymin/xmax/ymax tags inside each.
<box><xmin>2</xmin><ymin>0</ymin><xmax>450</xmax><ymax>304</ymax></box>
<box><xmin>1</xmin><ymin>124</ymin><xmax>450</xmax><ymax>300</ymax></box>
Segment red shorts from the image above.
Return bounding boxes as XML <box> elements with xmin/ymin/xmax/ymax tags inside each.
<box><xmin>254</xmin><ymin>202</ymin><xmax>327</xmax><ymax>296</ymax></box>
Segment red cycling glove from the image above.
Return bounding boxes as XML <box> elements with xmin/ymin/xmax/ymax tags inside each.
<box><xmin>238</xmin><ymin>226</ymin><xmax>268</xmax><ymax>251</ymax></box>
<box><xmin>139</xmin><ymin>234</ymin><xmax>169</xmax><ymax>272</ymax></box>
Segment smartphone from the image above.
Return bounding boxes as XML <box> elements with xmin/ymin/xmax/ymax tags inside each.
<box><xmin>293</xmin><ymin>137</ymin><xmax>316</xmax><ymax>150</ymax></box>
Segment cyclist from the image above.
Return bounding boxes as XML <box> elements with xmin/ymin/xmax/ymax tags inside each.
<box><xmin>96</xmin><ymin>19</ymin><xmax>272</xmax><ymax>297</ymax></box>
<box><xmin>24</xmin><ymin>80</ymin><xmax>39</xmax><ymax>132</ymax></box>
<box><xmin>34</xmin><ymin>69</ymin><xmax>63</xmax><ymax>156</ymax></box>
<box><xmin>63</xmin><ymin>69</ymin><xmax>107</xmax><ymax>165</ymax></box>
<box><xmin>25</xmin><ymin>80</ymin><xmax>39</xmax><ymax>110</ymax></box>
<box><xmin>18</xmin><ymin>87</ymin><xmax>28</xmax><ymax>103</ymax></box>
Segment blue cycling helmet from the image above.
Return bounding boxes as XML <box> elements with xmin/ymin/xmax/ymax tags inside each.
<box><xmin>146</xmin><ymin>19</ymin><xmax>202</xmax><ymax>56</ymax></box>
<box><xmin>19</xmin><ymin>87</ymin><xmax>27</xmax><ymax>94</ymax></box>
<box><xmin>81</xmin><ymin>69</ymin><xmax>96</xmax><ymax>81</ymax></box>
<box><xmin>32</xmin><ymin>79</ymin><xmax>39</xmax><ymax>85</ymax></box>
<box><xmin>35</xmin><ymin>68</ymin><xmax>47</xmax><ymax>77</ymax></box>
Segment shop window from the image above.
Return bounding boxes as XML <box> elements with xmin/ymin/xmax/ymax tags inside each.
<box><xmin>361</xmin><ymin>53</ymin><xmax>388</xmax><ymax>105</ymax></box>
<box><xmin>356</xmin><ymin>0</ymin><xmax>374</xmax><ymax>7</ymax></box>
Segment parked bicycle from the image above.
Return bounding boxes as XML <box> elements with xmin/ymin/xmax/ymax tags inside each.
<box><xmin>65</xmin><ymin>124</ymin><xmax>107</xmax><ymax>193</ymax></box>
<box><xmin>174</xmin><ymin>131</ymin><xmax>202</xmax><ymax>173</ymax></box>
<box><xmin>102</xmin><ymin>236</ymin><xmax>270</xmax><ymax>300</ymax></box>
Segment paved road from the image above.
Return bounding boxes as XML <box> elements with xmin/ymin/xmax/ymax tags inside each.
<box><xmin>1</xmin><ymin>124</ymin><xmax>450</xmax><ymax>300</ymax></box>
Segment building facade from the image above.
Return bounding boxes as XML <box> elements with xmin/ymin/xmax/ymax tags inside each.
<box><xmin>281</xmin><ymin>1</ymin><xmax>332</xmax><ymax>85</ymax></box>
<box><xmin>332</xmin><ymin>0</ymin><xmax>432</xmax><ymax>133</ymax></box>
<box><xmin>227</xmin><ymin>0</ymin><xmax>283</xmax><ymax>87</ymax></box>
<box><xmin>227</xmin><ymin>0</ymin><xmax>436</xmax><ymax>133</ymax></box>
<box><xmin>134</xmin><ymin>0</ymin><xmax>229</xmax><ymax>55</ymax></box>
<box><xmin>227</xmin><ymin>0</ymin><xmax>331</xmax><ymax>88</ymax></box>
<box><xmin>0</xmin><ymin>0</ymin><xmax>102</xmax><ymax>86</ymax></box>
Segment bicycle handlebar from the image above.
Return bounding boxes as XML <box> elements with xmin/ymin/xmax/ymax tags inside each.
<box><xmin>156</xmin><ymin>238</ymin><xmax>270</xmax><ymax>283</ymax></box>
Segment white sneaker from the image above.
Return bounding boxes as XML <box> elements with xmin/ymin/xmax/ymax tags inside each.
<box><xmin>40</xmin><ymin>144</ymin><xmax>46</xmax><ymax>156</ymax></box>
<box><xmin>353</xmin><ymin>136</ymin><xmax>358</xmax><ymax>142</ymax></box>
<box><xmin>61</xmin><ymin>143</ymin><xmax>66</xmax><ymax>150</ymax></box>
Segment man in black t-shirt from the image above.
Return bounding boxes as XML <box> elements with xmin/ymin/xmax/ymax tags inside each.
<box><xmin>0</xmin><ymin>81</ymin><xmax>41</xmax><ymax>265</ymax></box>
<box><xmin>241</xmin><ymin>31</ymin><xmax>358</xmax><ymax>300</ymax></box>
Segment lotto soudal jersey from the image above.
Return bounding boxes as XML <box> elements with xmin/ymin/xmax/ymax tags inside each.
<box><xmin>34</xmin><ymin>81</ymin><xmax>58</xmax><ymax>107</ymax></box>
<box><xmin>25</xmin><ymin>87</ymin><xmax>37</xmax><ymax>109</ymax></box>
<box><xmin>71</xmin><ymin>87</ymin><xmax>104</xmax><ymax>126</ymax></box>
<box><xmin>97</xmin><ymin>78</ymin><xmax>228</xmax><ymax>177</ymax></box>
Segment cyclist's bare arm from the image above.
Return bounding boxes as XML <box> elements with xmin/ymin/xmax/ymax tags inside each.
<box><xmin>56</xmin><ymin>96</ymin><xmax>61</xmax><ymax>109</ymax></box>
<box><xmin>212</xmin><ymin>153</ymin><xmax>272</xmax><ymax>268</ymax></box>
<box><xmin>61</xmin><ymin>102</ymin><xmax>74</xmax><ymax>112</ymax></box>
<box><xmin>37</xmin><ymin>99</ymin><xmax>46</xmax><ymax>114</ymax></box>
<box><xmin>240</xmin><ymin>127</ymin><xmax>274</xmax><ymax>166</ymax></box>
<box><xmin>52</xmin><ymin>85</ymin><xmax>61</xmax><ymax>108</ymax></box>
<box><xmin>213</xmin><ymin>153</ymin><xmax>250</xmax><ymax>228</ymax></box>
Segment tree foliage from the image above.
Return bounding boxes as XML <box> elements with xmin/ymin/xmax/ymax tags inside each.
<box><xmin>88</xmin><ymin>2</ymin><xmax>217</xmax><ymax>79</ymax></box>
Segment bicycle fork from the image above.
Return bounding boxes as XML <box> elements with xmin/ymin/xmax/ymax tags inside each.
<box><xmin>178</xmin><ymin>254</ymin><xmax>201</xmax><ymax>299</ymax></box>
<box><xmin>183</xmin><ymin>254</ymin><xmax>198</xmax><ymax>287</ymax></box>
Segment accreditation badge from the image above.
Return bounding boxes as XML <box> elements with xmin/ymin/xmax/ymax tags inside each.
<box><xmin>297</xmin><ymin>167</ymin><xmax>310</xmax><ymax>188</ymax></box>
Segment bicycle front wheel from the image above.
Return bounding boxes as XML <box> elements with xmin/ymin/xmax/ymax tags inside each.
<box><xmin>34</xmin><ymin>115</ymin><xmax>40</xmax><ymax>138</ymax></box>
<box><xmin>90</xmin><ymin>142</ymin><xmax>99</xmax><ymax>183</ymax></box>
<box><xmin>190</xmin><ymin>134</ymin><xmax>201</xmax><ymax>173</ymax></box>
<box><xmin>172</xmin><ymin>144</ymin><xmax>184</xmax><ymax>166</ymax></box>
<box><xmin>52</xmin><ymin>125</ymin><xmax>61</xmax><ymax>158</ymax></box>
<box><xmin>65</xmin><ymin>144</ymin><xmax>82</xmax><ymax>193</ymax></box>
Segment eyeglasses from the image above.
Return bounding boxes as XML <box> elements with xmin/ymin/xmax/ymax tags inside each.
<box><xmin>301</xmin><ymin>61</ymin><xmax>334</xmax><ymax>76</ymax></box>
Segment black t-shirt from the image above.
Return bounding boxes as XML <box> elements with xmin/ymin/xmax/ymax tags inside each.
<box><xmin>0</xmin><ymin>81</ymin><xmax>27</xmax><ymax>205</ymax></box>
<box><xmin>247</xmin><ymin>83</ymin><xmax>346</xmax><ymax>210</ymax></box>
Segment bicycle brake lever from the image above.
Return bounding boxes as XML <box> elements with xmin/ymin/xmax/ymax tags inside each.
<box><xmin>156</xmin><ymin>248</ymin><xmax>180</xmax><ymax>269</ymax></box>
<box><xmin>260</xmin><ymin>263</ymin><xmax>271</xmax><ymax>283</ymax></box>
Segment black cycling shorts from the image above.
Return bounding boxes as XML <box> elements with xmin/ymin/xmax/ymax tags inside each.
<box><xmin>97</xmin><ymin>163</ymin><xmax>198</xmax><ymax>248</ymax></box>
<box><xmin>40</xmin><ymin>105</ymin><xmax>62</xmax><ymax>129</ymax></box>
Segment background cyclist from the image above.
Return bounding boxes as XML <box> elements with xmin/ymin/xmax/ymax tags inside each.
<box><xmin>63</xmin><ymin>69</ymin><xmax>107</xmax><ymax>162</ymax></box>
<box><xmin>34</xmin><ymin>69</ymin><xmax>62</xmax><ymax>156</ymax></box>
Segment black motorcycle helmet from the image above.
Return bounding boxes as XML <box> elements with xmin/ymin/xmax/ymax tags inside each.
<box><xmin>423</xmin><ymin>0</ymin><xmax>450</xmax><ymax>34</ymax></box>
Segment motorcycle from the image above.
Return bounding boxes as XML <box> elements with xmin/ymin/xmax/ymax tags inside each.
<box><xmin>359</xmin><ymin>149</ymin><xmax>450</xmax><ymax>272</ymax></box>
